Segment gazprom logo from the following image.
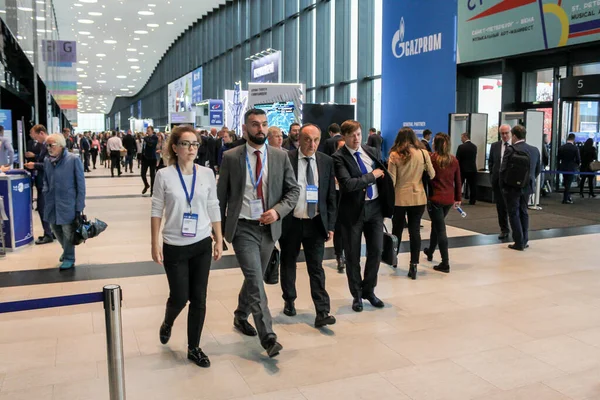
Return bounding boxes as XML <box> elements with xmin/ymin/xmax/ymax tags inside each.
<box><xmin>392</xmin><ymin>17</ymin><xmax>442</xmax><ymax>58</ymax></box>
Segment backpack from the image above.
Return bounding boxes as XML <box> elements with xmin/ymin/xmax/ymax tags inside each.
<box><xmin>502</xmin><ymin>146</ymin><xmax>531</xmax><ymax>189</ymax></box>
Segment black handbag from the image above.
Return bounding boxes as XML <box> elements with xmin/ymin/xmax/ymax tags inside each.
<box><xmin>264</xmin><ymin>248</ymin><xmax>280</xmax><ymax>285</ymax></box>
<box><xmin>421</xmin><ymin>150</ymin><xmax>434</xmax><ymax>197</ymax></box>
<box><xmin>382</xmin><ymin>225</ymin><xmax>399</xmax><ymax>267</ymax></box>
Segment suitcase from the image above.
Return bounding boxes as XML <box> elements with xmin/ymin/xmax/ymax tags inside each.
<box><xmin>382</xmin><ymin>225</ymin><xmax>399</xmax><ymax>267</ymax></box>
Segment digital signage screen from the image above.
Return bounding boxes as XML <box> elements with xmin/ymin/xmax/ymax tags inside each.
<box><xmin>254</xmin><ymin>101</ymin><xmax>296</xmax><ymax>135</ymax></box>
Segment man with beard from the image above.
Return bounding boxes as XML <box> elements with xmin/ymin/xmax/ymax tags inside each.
<box><xmin>217</xmin><ymin>108</ymin><xmax>300</xmax><ymax>358</ymax></box>
<box><xmin>282</xmin><ymin>122</ymin><xmax>301</xmax><ymax>151</ymax></box>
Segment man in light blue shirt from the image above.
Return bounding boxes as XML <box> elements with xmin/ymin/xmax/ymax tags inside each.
<box><xmin>0</xmin><ymin>126</ymin><xmax>14</xmax><ymax>168</ymax></box>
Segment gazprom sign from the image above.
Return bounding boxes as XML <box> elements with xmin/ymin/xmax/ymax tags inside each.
<box><xmin>392</xmin><ymin>18</ymin><xmax>443</xmax><ymax>58</ymax></box>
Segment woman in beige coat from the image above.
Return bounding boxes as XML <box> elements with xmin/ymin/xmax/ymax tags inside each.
<box><xmin>388</xmin><ymin>127</ymin><xmax>435</xmax><ymax>279</ymax></box>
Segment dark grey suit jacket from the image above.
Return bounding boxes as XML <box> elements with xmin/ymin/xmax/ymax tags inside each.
<box><xmin>217</xmin><ymin>144</ymin><xmax>300</xmax><ymax>243</ymax></box>
<box><xmin>283</xmin><ymin>150</ymin><xmax>337</xmax><ymax>238</ymax></box>
<box><xmin>488</xmin><ymin>140</ymin><xmax>508</xmax><ymax>185</ymax></box>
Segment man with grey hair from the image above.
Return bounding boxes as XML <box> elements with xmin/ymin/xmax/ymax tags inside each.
<box><xmin>488</xmin><ymin>124</ymin><xmax>512</xmax><ymax>240</ymax></box>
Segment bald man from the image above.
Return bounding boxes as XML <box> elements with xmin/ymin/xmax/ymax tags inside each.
<box><xmin>488</xmin><ymin>124</ymin><xmax>512</xmax><ymax>239</ymax></box>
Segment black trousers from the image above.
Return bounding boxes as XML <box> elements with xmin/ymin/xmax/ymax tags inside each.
<box><xmin>563</xmin><ymin>173</ymin><xmax>575</xmax><ymax>201</ymax></box>
<box><xmin>141</xmin><ymin>157</ymin><xmax>157</xmax><ymax>193</ymax></box>
<box><xmin>279</xmin><ymin>216</ymin><xmax>330</xmax><ymax>314</ymax></box>
<box><xmin>392</xmin><ymin>205</ymin><xmax>425</xmax><ymax>264</ymax></box>
<box><xmin>83</xmin><ymin>151</ymin><xmax>90</xmax><ymax>171</ymax></box>
<box><xmin>492</xmin><ymin>181</ymin><xmax>510</xmax><ymax>234</ymax></box>
<box><xmin>110</xmin><ymin>150</ymin><xmax>121</xmax><ymax>176</ymax></box>
<box><xmin>503</xmin><ymin>188</ymin><xmax>529</xmax><ymax>248</ymax></box>
<box><xmin>35</xmin><ymin>184</ymin><xmax>53</xmax><ymax>237</ymax></box>
<box><xmin>90</xmin><ymin>149</ymin><xmax>98</xmax><ymax>167</ymax></box>
<box><xmin>427</xmin><ymin>203</ymin><xmax>451</xmax><ymax>264</ymax></box>
<box><xmin>462</xmin><ymin>171</ymin><xmax>478</xmax><ymax>204</ymax></box>
<box><xmin>341</xmin><ymin>199</ymin><xmax>383</xmax><ymax>299</ymax></box>
<box><xmin>163</xmin><ymin>237</ymin><xmax>213</xmax><ymax>349</ymax></box>
<box><xmin>580</xmin><ymin>173</ymin><xmax>595</xmax><ymax>195</ymax></box>
<box><xmin>333</xmin><ymin>190</ymin><xmax>344</xmax><ymax>256</ymax></box>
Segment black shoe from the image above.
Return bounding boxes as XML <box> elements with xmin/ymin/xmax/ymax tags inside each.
<box><xmin>233</xmin><ymin>317</ymin><xmax>257</xmax><ymax>336</ymax></box>
<box><xmin>159</xmin><ymin>322</ymin><xmax>172</xmax><ymax>344</ymax></box>
<box><xmin>142</xmin><ymin>185</ymin><xmax>149</xmax><ymax>195</ymax></box>
<box><xmin>508</xmin><ymin>244</ymin><xmax>525</xmax><ymax>251</ymax></box>
<box><xmin>315</xmin><ymin>312</ymin><xmax>336</xmax><ymax>328</ymax></box>
<box><xmin>591</xmin><ymin>193</ymin><xmax>597</xmax><ymax>198</ymax></box>
<box><xmin>265</xmin><ymin>339</ymin><xmax>283</xmax><ymax>358</ymax></box>
<box><xmin>336</xmin><ymin>255</ymin><xmax>345</xmax><ymax>273</ymax></box>
<box><xmin>433</xmin><ymin>263</ymin><xmax>450</xmax><ymax>273</ymax></box>
<box><xmin>581</xmin><ymin>193</ymin><xmax>585</xmax><ymax>198</ymax></box>
<box><xmin>283</xmin><ymin>301</ymin><xmax>296</xmax><ymax>317</ymax></box>
<box><xmin>35</xmin><ymin>235</ymin><xmax>53</xmax><ymax>245</ymax></box>
<box><xmin>524</xmin><ymin>244</ymin><xmax>530</xmax><ymax>249</ymax></box>
<box><xmin>408</xmin><ymin>263</ymin><xmax>417</xmax><ymax>280</ymax></box>
<box><xmin>362</xmin><ymin>293</ymin><xmax>384</xmax><ymax>308</ymax></box>
<box><xmin>352</xmin><ymin>298</ymin><xmax>363</xmax><ymax>312</ymax></box>
<box><xmin>187</xmin><ymin>347</ymin><xmax>210</xmax><ymax>368</ymax></box>
<box><xmin>423</xmin><ymin>248</ymin><xmax>433</xmax><ymax>262</ymax></box>
<box><xmin>498</xmin><ymin>232</ymin><xmax>510</xmax><ymax>240</ymax></box>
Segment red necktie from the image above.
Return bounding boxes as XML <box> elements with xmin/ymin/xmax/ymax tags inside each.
<box><xmin>254</xmin><ymin>150</ymin><xmax>263</xmax><ymax>202</ymax></box>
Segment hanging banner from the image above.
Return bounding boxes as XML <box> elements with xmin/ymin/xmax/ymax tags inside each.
<box><xmin>381</xmin><ymin>0</ymin><xmax>457</xmax><ymax>151</ymax></box>
<box><xmin>43</xmin><ymin>40</ymin><xmax>78</xmax><ymax>124</ymax></box>
<box><xmin>130</xmin><ymin>104</ymin><xmax>134</xmax><ymax>118</ymax></box>
<box><xmin>192</xmin><ymin>67</ymin><xmax>203</xmax><ymax>104</ymax></box>
<box><xmin>208</xmin><ymin>99</ymin><xmax>224</xmax><ymax>126</ymax></box>
<box><xmin>250</xmin><ymin>51</ymin><xmax>281</xmax><ymax>83</ymax></box>
<box><xmin>224</xmin><ymin>83</ymin><xmax>248</xmax><ymax>135</ymax></box>
<box><xmin>458</xmin><ymin>0</ymin><xmax>600</xmax><ymax>64</ymax></box>
<box><xmin>137</xmin><ymin>100</ymin><xmax>142</xmax><ymax>119</ymax></box>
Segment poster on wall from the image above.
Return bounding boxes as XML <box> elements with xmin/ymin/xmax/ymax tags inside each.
<box><xmin>168</xmin><ymin>72</ymin><xmax>193</xmax><ymax>114</ymax></box>
<box><xmin>247</xmin><ymin>83</ymin><xmax>304</xmax><ymax>127</ymax></box>
<box><xmin>137</xmin><ymin>100</ymin><xmax>142</xmax><ymax>119</ymax></box>
<box><xmin>192</xmin><ymin>67</ymin><xmax>203</xmax><ymax>104</ymax></box>
<box><xmin>0</xmin><ymin>109</ymin><xmax>12</xmax><ymax>145</ymax></box>
<box><xmin>209</xmin><ymin>99</ymin><xmax>224</xmax><ymax>126</ymax></box>
<box><xmin>130</xmin><ymin>104</ymin><xmax>134</xmax><ymax>118</ymax></box>
<box><xmin>458</xmin><ymin>0</ymin><xmax>600</xmax><ymax>64</ymax></box>
<box><xmin>43</xmin><ymin>40</ymin><xmax>78</xmax><ymax>126</ymax></box>
<box><xmin>381</xmin><ymin>0</ymin><xmax>457</xmax><ymax>150</ymax></box>
<box><xmin>250</xmin><ymin>51</ymin><xmax>281</xmax><ymax>83</ymax></box>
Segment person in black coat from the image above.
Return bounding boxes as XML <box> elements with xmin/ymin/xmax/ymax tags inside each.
<box><xmin>323</xmin><ymin>123</ymin><xmax>343</xmax><ymax>156</ymax></box>
<box><xmin>488</xmin><ymin>124</ymin><xmax>512</xmax><ymax>239</ymax></box>
<box><xmin>122</xmin><ymin>130</ymin><xmax>137</xmax><ymax>173</ymax></box>
<box><xmin>80</xmin><ymin>132</ymin><xmax>91</xmax><ymax>172</ymax></box>
<box><xmin>579</xmin><ymin>138</ymin><xmax>598</xmax><ymax>198</ymax></box>
<box><xmin>500</xmin><ymin>125</ymin><xmax>541</xmax><ymax>251</ymax></box>
<box><xmin>557</xmin><ymin>133</ymin><xmax>581</xmax><ymax>204</ymax></box>
<box><xmin>279</xmin><ymin>124</ymin><xmax>337</xmax><ymax>328</ymax></box>
<box><xmin>421</xmin><ymin>129</ymin><xmax>432</xmax><ymax>152</ymax></box>
<box><xmin>332</xmin><ymin>120</ymin><xmax>394</xmax><ymax>313</ymax></box>
<box><xmin>366</xmin><ymin>128</ymin><xmax>383</xmax><ymax>162</ymax></box>
<box><xmin>456</xmin><ymin>132</ymin><xmax>478</xmax><ymax>205</ymax></box>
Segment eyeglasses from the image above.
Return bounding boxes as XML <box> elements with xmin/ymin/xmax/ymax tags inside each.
<box><xmin>178</xmin><ymin>141</ymin><xmax>200</xmax><ymax>149</ymax></box>
<box><xmin>47</xmin><ymin>143</ymin><xmax>60</xmax><ymax>149</ymax></box>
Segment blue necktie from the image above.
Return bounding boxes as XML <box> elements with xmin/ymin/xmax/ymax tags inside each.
<box><xmin>354</xmin><ymin>152</ymin><xmax>373</xmax><ymax>199</ymax></box>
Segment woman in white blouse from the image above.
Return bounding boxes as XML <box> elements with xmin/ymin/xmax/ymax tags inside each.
<box><xmin>151</xmin><ymin>124</ymin><xmax>223</xmax><ymax>368</ymax></box>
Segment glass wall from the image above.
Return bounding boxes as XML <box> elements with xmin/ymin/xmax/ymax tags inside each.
<box><xmin>75</xmin><ymin>113</ymin><xmax>105</xmax><ymax>133</ymax></box>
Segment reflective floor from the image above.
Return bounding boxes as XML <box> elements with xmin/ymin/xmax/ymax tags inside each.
<box><xmin>0</xmin><ymin>166</ymin><xmax>598</xmax><ymax>399</ymax></box>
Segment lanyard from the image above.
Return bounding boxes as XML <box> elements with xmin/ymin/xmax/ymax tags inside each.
<box><xmin>245</xmin><ymin>149</ymin><xmax>267</xmax><ymax>192</ymax></box>
<box><xmin>176</xmin><ymin>163</ymin><xmax>196</xmax><ymax>211</ymax></box>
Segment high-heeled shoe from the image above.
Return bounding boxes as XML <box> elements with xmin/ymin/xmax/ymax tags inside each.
<box><xmin>407</xmin><ymin>263</ymin><xmax>417</xmax><ymax>280</ymax></box>
<box><xmin>423</xmin><ymin>248</ymin><xmax>433</xmax><ymax>262</ymax></box>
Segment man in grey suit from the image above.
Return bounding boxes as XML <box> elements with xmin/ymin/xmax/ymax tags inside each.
<box><xmin>500</xmin><ymin>125</ymin><xmax>541</xmax><ymax>251</ymax></box>
<box><xmin>217</xmin><ymin>108</ymin><xmax>300</xmax><ymax>358</ymax></box>
<box><xmin>488</xmin><ymin>124</ymin><xmax>512</xmax><ymax>240</ymax></box>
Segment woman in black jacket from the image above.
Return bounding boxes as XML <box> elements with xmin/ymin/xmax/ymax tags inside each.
<box><xmin>579</xmin><ymin>138</ymin><xmax>598</xmax><ymax>198</ymax></box>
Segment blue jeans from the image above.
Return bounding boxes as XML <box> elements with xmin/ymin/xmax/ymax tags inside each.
<box><xmin>51</xmin><ymin>223</ymin><xmax>76</xmax><ymax>263</ymax></box>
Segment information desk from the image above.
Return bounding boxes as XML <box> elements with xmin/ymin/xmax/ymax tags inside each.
<box><xmin>0</xmin><ymin>173</ymin><xmax>34</xmax><ymax>251</ymax></box>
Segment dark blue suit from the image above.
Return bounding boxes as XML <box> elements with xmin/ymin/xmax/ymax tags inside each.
<box><xmin>500</xmin><ymin>141</ymin><xmax>541</xmax><ymax>249</ymax></box>
<box><xmin>557</xmin><ymin>142</ymin><xmax>581</xmax><ymax>202</ymax></box>
<box><xmin>32</xmin><ymin>142</ymin><xmax>52</xmax><ymax>236</ymax></box>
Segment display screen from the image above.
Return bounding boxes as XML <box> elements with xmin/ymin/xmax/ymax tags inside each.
<box><xmin>254</xmin><ymin>102</ymin><xmax>296</xmax><ymax>135</ymax></box>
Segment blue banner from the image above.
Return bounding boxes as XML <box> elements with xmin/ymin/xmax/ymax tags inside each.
<box><xmin>192</xmin><ymin>67</ymin><xmax>203</xmax><ymax>104</ymax></box>
<box><xmin>209</xmin><ymin>99</ymin><xmax>224</xmax><ymax>126</ymax></box>
<box><xmin>381</xmin><ymin>0</ymin><xmax>457</xmax><ymax>153</ymax></box>
<box><xmin>137</xmin><ymin>100</ymin><xmax>142</xmax><ymax>119</ymax></box>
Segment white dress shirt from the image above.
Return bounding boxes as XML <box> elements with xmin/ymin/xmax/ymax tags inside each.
<box><xmin>107</xmin><ymin>136</ymin><xmax>123</xmax><ymax>152</ymax></box>
<box><xmin>345</xmin><ymin>145</ymin><xmax>379</xmax><ymax>200</ymax></box>
<box><xmin>239</xmin><ymin>143</ymin><xmax>269</xmax><ymax>220</ymax></box>
<box><xmin>293</xmin><ymin>150</ymin><xmax>320</xmax><ymax>219</ymax></box>
<box><xmin>151</xmin><ymin>165</ymin><xmax>221</xmax><ymax>246</ymax></box>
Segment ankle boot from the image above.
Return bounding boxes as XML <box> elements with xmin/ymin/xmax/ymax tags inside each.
<box><xmin>433</xmin><ymin>263</ymin><xmax>450</xmax><ymax>273</ymax></box>
<box><xmin>407</xmin><ymin>263</ymin><xmax>417</xmax><ymax>280</ymax></box>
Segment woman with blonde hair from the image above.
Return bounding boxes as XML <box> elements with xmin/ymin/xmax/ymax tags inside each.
<box><xmin>388</xmin><ymin>127</ymin><xmax>435</xmax><ymax>279</ymax></box>
<box><xmin>423</xmin><ymin>133</ymin><xmax>461</xmax><ymax>273</ymax></box>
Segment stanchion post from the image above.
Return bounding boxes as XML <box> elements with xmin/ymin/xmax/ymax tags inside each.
<box><xmin>103</xmin><ymin>284</ymin><xmax>126</xmax><ymax>400</ymax></box>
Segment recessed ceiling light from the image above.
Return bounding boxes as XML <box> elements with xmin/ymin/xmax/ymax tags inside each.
<box><xmin>79</xmin><ymin>0</ymin><xmax>98</xmax><ymax>3</ymax></box>
<box><xmin>74</xmin><ymin>3</ymin><xmax>82</xmax><ymax>7</ymax></box>
<box><xmin>79</xmin><ymin>74</ymin><xmax>88</xmax><ymax>77</ymax></box>
<box><xmin>78</xmin><ymin>31</ymin><xmax>90</xmax><ymax>35</ymax></box>
<box><xmin>116</xmin><ymin>75</ymin><xmax>127</xmax><ymax>79</ymax></box>
<box><xmin>127</xmin><ymin>85</ymin><xmax>135</xmax><ymax>88</ymax></box>
<box><xmin>81</xmin><ymin>43</ymin><xmax>88</xmax><ymax>46</ymax></box>
<box><xmin>88</xmin><ymin>12</ymin><xmax>102</xmax><ymax>16</ymax></box>
<box><xmin>97</xmin><ymin>65</ymin><xmax>102</xmax><ymax>67</ymax></box>
<box><xmin>96</xmin><ymin>53</ymin><xmax>106</xmax><ymax>57</ymax></box>
<box><xmin>88</xmin><ymin>36</ymin><xmax>94</xmax><ymax>38</ymax></box>
<box><xmin>126</xmin><ymin>48</ymin><xmax>136</xmax><ymax>52</ymax></box>
<box><xmin>134</xmin><ymin>30</ymin><xmax>148</xmax><ymax>34</ymax></box>
<box><xmin>139</xmin><ymin>52</ymin><xmax>144</xmax><ymax>55</ymax></box>
<box><xmin>136</xmin><ymin>70</ymin><xmax>141</xmax><ymax>73</ymax></box>
<box><xmin>36</xmin><ymin>16</ymin><xmax>46</xmax><ymax>21</ymax></box>
<box><xmin>17</xmin><ymin>7</ymin><xmax>34</xmax><ymax>12</ymax></box>
<box><xmin>120</xmin><ymin>88</ymin><xmax>129</xmax><ymax>91</ymax></box>
<box><xmin>142</xmin><ymin>45</ymin><xmax>148</xmax><ymax>48</ymax></box>
<box><xmin>133</xmin><ymin>38</ymin><xmax>140</xmax><ymax>41</ymax></box>
<box><xmin>147</xmin><ymin>23</ymin><xmax>159</xmax><ymax>28</ymax></box>
<box><xmin>76</xmin><ymin>67</ymin><xmax>84</xmax><ymax>71</ymax></box>
<box><xmin>104</xmin><ymin>39</ymin><xmax>117</xmax><ymax>44</ymax></box>
<box><xmin>138</xmin><ymin>11</ymin><xmax>154</xmax><ymax>16</ymax></box>
<box><xmin>166</xmin><ymin>21</ymin><xmax>173</xmax><ymax>25</ymax></box>
<box><xmin>78</xmin><ymin>19</ymin><xmax>94</xmax><ymax>24</ymax></box>
<box><xmin>77</xmin><ymin>82</ymin><xmax>83</xmax><ymax>85</ymax></box>
<box><xmin>130</xmin><ymin>66</ymin><xmax>140</xmax><ymax>69</ymax></box>
<box><xmin>79</xmin><ymin>60</ymin><xmax>88</xmax><ymax>64</ymax></box>
<box><xmin>97</xmin><ymin>80</ymin><xmax>106</xmax><ymax>83</ymax></box>
<box><xmin>114</xmin><ymin>17</ymin><xmax>122</xmax><ymax>21</ymax></box>
<box><xmin>148</xmin><ymin>3</ymin><xmax>156</xmax><ymax>7</ymax></box>
<box><xmin>127</xmin><ymin>58</ymin><xmax>138</xmax><ymax>62</ymax></box>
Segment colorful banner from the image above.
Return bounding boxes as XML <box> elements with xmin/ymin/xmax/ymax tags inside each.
<box><xmin>209</xmin><ymin>99</ymin><xmax>224</xmax><ymax>126</ymax></box>
<box><xmin>43</xmin><ymin>40</ymin><xmax>77</xmax><ymax>115</ymax></box>
<box><xmin>458</xmin><ymin>0</ymin><xmax>600</xmax><ymax>63</ymax></box>
<box><xmin>192</xmin><ymin>67</ymin><xmax>203</xmax><ymax>104</ymax></box>
<box><xmin>251</xmin><ymin>51</ymin><xmax>281</xmax><ymax>83</ymax></box>
<box><xmin>381</xmin><ymin>0</ymin><xmax>457</xmax><ymax>150</ymax></box>
<box><xmin>168</xmin><ymin>72</ymin><xmax>193</xmax><ymax>113</ymax></box>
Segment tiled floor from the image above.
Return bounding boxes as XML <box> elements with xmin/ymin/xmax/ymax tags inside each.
<box><xmin>0</xmin><ymin>167</ymin><xmax>599</xmax><ymax>399</ymax></box>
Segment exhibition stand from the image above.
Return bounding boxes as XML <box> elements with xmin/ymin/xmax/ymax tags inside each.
<box><xmin>129</xmin><ymin>118</ymin><xmax>154</xmax><ymax>133</ymax></box>
<box><xmin>0</xmin><ymin>172</ymin><xmax>34</xmax><ymax>251</ymax></box>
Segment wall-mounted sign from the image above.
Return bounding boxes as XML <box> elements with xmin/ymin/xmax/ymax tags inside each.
<box><xmin>209</xmin><ymin>99</ymin><xmax>224</xmax><ymax>126</ymax></box>
<box><xmin>250</xmin><ymin>51</ymin><xmax>281</xmax><ymax>83</ymax></box>
<box><xmin>192</xmin><ymin>67</ymin><xmax>203</xmax><ymax>104</ymax></box>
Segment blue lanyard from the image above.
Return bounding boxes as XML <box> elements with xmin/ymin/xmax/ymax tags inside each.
<box><xmin>176</xmin><ymin>163</ymin><xmax>196</xmax><ymax>211</ymax></box>
<box><xmin>245</xmin><ymin>149</ymin><xmax>267</xmax><ymax>192</ymax></box>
